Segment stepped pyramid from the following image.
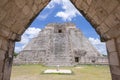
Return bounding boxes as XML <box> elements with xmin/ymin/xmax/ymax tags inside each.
<box><xmin>14</xmin><ymin>23</ymin><xmax>106</xmax><ymax>66</ymax></box>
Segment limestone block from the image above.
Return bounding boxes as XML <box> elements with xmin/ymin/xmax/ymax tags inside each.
<box><xmin>86</xmin><ymin>0</ymin><xmax>92</xmax><ymax>5</ymax></box>
<box><xmin>101</xmin><ymin>0</ymin><xmax>119</xmax><ymax>14</ymax></box>
<box><xmin>0</xmin><ymin>37</ymin><xmax>2</xmax><ymax>48</ymax></box>
<box><xmin>111</xmin><ymin>66</ymin><xmax>120</xmax><ymax>75</ymax></box>
<box><xmin>97</xmin><ymin>23</ymin><xmax>110</xmax><ymax>35</ymax></box>
<box><xmin>32</xmin><ymin>4</ymin><xmax>38</xmax><ymax>13</ymax></box>
<box><xmin>114</xmin><ymin>6</ymin><xmax>120</xmax><ymax>20</ymax></box>
<box><xmin>70</xmin><ymin>0</ymin><xmax>76</xmax><ymax>4</ymax></box>
<box><xmin>118</xmin><ymin>44</ymin><xmax>120</xmax><ymax>53</ymax></box>
<box><xmin>0</xmin><ymin>73</ymin><xmax>3</xmax><ymax>80</ymax></box>
<box><xmin>0</xmin><ymin>26</ymin><xmax>11</xmax><ymax>39</ymax></box>
<box><xmin>1</xmin><ymin>39</ymin><xmax>8</xmax><ymax>51</ymax></box>
<box><xmin>106</xmin><ymin>39</ymin><xmax>116</xmax><ymax>52</ymax></box>
<box><xmin>11</xmin><ymin>20</ymin><xmax>26</xmax><ymax>34</ymax></box>
<box><xmin>26</xmin><ymin>0</ymin><xmax>34</xmax><ymax>8</ymax></box>
<box><xmin>3</xmin><ymin>58</ymin><xmax>13</xmax><ymax>80</ymax></box>
<box><xmin>92</xmin><ymin>15</ymin><xmax>101</xmax><ymax>25</ymax></box>
<box><xmin>34</xmin><ymin>0</ymin><xmax>42</xmax><ymax>5</ymax></box>
<box><xmin>107</xmin><ymin>25</ymin><xmax>120</xmax><ymax>38</ymax></box>
<box><xmin>75</xmin><ymin>0</ymin><xmax>83</xmax><ymax>9</ymax></box>
<box><xmin>15</xmin><ymin>0</ymin><xmax>26</xmax><ymax>8</ymax></box>
<box><xmin>0</xmin><ymin>49</ymin><xmax>6</xmax><ymax>73</ymax></box>
<box><xmin>0</xmin><ymin>8</ymin><xmax>6</xmax><ymax>22</ymax></box>
<box><xmin>95</xmin><ymin>7</ymin><xmax>108</xmax><ymax>22</ymax></box>
<box><xmin>112</xmin><ymin>74</ymin><xmax>120</xmax><ymax>80</ymax></box>
<box><xmin>0</xmin><ymin>49</ymin><xmax>6</xmax><ymax>61</ymax></box>
<box><xmin>0</xmin><ymin>0</ymin><xmax>8</xmax><ymax>7</ymax></box>
<box><xmin>87</xmin><ymin>4</ymin><xmax>96</xmax><ymax>18</ymax></box>
<box><xmin>105</xmin><ymin>14</ymin><xmax>119</xmax><ymax>28</ymax></box>
<box><xmin>18</xmin><ymin>27</ymin><xmax>26</xmax><ymax>35</ymax></box>
<box><xmin>109</xmin><ymin>52</ymin><xmax>119</xmax><ymax>65</ymax></box>
<box><xmin>117</xmin><ymin>36</ymin><xmax>120</xmax><ymax>44</ymax></box>
<box><xmin>1</xmin><ymin>2</ymin><xmax>20</xmax><ymax>28</ymax></box>
<box><xmin>80</xmin><ymin>1</ymin><xmax>89</xmax><ymax>13</ymax></box>
<box><xmin>22</xmin><ymin>5</ymin><xmax>31</xmax><ymax>15</ymax></box>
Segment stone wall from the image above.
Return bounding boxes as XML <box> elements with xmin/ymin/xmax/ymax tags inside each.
<box><xmin>0</xmin><ymin>0</ymin><xmax>50</xmax><ymax>80</ymax></box>
<box><xmin>0</xmin><ymin>0</ymin><xmax>119</xmax><ymax>80</ymax></box>
<box><xmin>70</xmin><ymin>0</ymin><xmax>120</xmax><ymax>79</ymax></box>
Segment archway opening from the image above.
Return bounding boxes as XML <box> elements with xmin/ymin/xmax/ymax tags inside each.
<box><xmin>11</xmin><ymin>0</ymin><xmax>111</xmax><ymax>80</ymax></box>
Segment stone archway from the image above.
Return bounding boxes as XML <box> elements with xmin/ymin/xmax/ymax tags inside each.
<box><xmin>0</xmin><ymin>0</ymin><xmax>120</xmax><ymax>80</ymax></box>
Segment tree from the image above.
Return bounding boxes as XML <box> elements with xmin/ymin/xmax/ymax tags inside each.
<box><xmin>14</xmin><ymin>52</ymin><xmax>18</xmax><ymax>57</ymax></box>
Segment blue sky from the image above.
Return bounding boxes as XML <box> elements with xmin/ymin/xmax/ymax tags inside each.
<box><xmin>15</xmin><ymin>0</ymin><xmax>107</xmax><ymax>55</ymax></box>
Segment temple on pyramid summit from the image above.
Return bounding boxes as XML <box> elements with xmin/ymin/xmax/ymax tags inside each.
<box><xmin>14</xmin><ymin>23</ymin><xmax>108</xmax><ymax>66</ymax></box>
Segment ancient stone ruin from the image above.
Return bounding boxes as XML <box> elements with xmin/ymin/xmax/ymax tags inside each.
<box><xmin>14</xmin><ymin>23</ymin><xmax>108</xmax><ymax>66</ymax></box>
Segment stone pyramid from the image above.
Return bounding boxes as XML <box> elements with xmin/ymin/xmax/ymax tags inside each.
<box><xmin>14</xmin><ymin>23</ymin><xmax>106</xmax><ymax>66</ymax></box>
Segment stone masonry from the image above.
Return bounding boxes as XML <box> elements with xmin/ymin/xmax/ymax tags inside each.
<box><xmin>14</xmin><ymin>23</ymin><xmax>108</xmax><ymax>66</ymax></box>
<box><xmin>0</xmin><ymin>0</ymin><xmax>119</xmax><ymax>80</ymax></box>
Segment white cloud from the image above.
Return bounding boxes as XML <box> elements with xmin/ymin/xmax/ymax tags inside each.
<box><xmin>88</xmin><ymin>37</ymin><xmax>107</xmax><ymax>55</ymax></box>
<box><xmin>15</xmin><ymin>27</ymin><xmax>41</xmax><ymax>53</ymax></box>
<box><xmin>46</xmin><ymin>0</ymin><xmax>82</xmax><ymax>21</ymax></box>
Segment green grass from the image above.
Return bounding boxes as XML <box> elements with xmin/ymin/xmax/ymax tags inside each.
<box><xmin>11</xmin><ymin>64</ymin><xmax>111</xmax><ymax>80</ymax></box>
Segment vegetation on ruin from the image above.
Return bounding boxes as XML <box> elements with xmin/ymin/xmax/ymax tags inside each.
<box><xmin>11</xmin><ymin>64</ymin><xmax>111</xmax><ymax>80</ymax></box>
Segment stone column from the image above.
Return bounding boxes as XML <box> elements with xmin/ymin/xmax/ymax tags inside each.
<box><xmin>0</xmin><ymin>36</ymin><xmax>15</xmax><ymax>80</ymax></box>
<box><xmin>106</xmin><ymin>36</ymin><xmax>120</xmax><ymax>80</ymax></box>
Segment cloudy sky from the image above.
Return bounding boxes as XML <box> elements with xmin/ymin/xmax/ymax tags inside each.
<box><xmin>15</xmin><ymin>0</ymin><xmax>107</xmax><ymax>55</ymax></box>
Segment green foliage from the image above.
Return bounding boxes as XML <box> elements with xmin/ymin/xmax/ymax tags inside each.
<box><xmin>102</xmin><ymin>54</ymin><xmax>107</xmax><ymax>57</ymax></box>
<box><xmin>14</xmin><ymin>52</ymin><xmax>18</xmax><ymax>57</ymax></box>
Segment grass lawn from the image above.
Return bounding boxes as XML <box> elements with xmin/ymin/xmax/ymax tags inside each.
<box><xmin>11</xmin><ymin>64</ymin><xmax>111</xmax><ymax>80</ymax></box>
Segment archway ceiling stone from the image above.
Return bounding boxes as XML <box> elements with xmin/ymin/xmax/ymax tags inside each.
<box><xmin>0</xmin><ymin>0</ymin><xmax>120</xmax><ymax>42</ymax></box>
<box><xmin>0</xmin><ymin>0</ymin><xmax>50</xmax><ymax>41</ymax></box>
<box><xmin>71</xmin><ymin>0</ymin><xmax>120</xmax><ymax>41</ymax></box>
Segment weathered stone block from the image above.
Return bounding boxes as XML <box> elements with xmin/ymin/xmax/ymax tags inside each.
<box><xmin>34</xmin><ymin>0</ymin><xmax>42</xmax><ymax>5</ymax></box>
<box><xmin>1</xmin><ymin>39</ymin><xmax>9</xmax><ymax>51</ymax></box>
<box><xmin>15</xmin><ymin>0</ymin><xmax>26</xmax><ymax>8</ymax></box>
<box><xmin>75</xmin><ymin>0</ymin><xmax>83</xmax><ymax>9</ymax></box>
<box><xmin>105</xmin><ymin>14</ymin><xmax>119</xmax><ymax>28</ymax></box>
<box><xmin>111</xmin><ymin>66</ymin><xmax>120</xmax><ymax>75</ymax></box>
<box><xmin>0</xmin><ymin>49</ymin><xmax>6</xmax><ymax>61</ymax></box>
<box><xmin>1</xmin><ymin>2</ymin><xmax>20</xmax><ymax>28</ymax></box>
<box><xmin>117</xmin><ymin>36</ymin><xmax>120</xmax><ymax>43</ymax></box>
<box><xmin>70</xmin><ymin>0</ymin><xmax>76</xmax><ymax>4</ymax></box>
<box><xmin>22</xmin><ymin>5</ymin><xmax>30</xmax><ymax>15</ymax></box>
<box><xmin>101</xmin><ymin>0</ymin><xmax>119</xmax><ymax>14</ymax></box>
<box><xmin>3</xmin><ymin>58</ymin><xmax>13</xmax><ymax>80</ymax></box>
<box><xmin>0</xmin><ymin>0</ymin><xmax>8</xmax><ymax>7</ymax></box>
<box><xmin>0</xmin><ymin>9</ymin><xmax>6</xmax><ymax>22</ymax></box>
<box><xmin>26</xmin><ymin>0</ymin><xmax>34</xmax><ymax>8</ymax></box>
<box><xmin>109</xmin><ymin>52</ymin><xmax>119</xmax><ymax>65</ymax></box>
<box><xmin>97</xmin><ymin>23</ymin><xmax>110</xmax><ymax>35</ymax></box>
<box><xmin>18</xmin><ymin>27</ymin><xmax>26</xmax><ymax>35</ymax></box>
<box><xmin>0</xmin><ymin>37</ymin><xmax>2</xmax><ymax>48</ymax></box>
<box><xmin>112</xmin><ymin>74</ymin><xmax>120</xmax><ymax>80</ymax></box>
<box><xmin>87</xmin><ymin>5</ymin><xmax>96</xmax><ymax>18</ymax></box>
<box><xmin>95</xmin><ymin>7</ymin><xmax>108</xmax><ymax>22</ymax></box>
<box><xmin>0</xmin><ymin>49</ymin><xmax>6</xmax><ymax>73</ymax></box>
<box><xmin>107</xmin><ymin>25</ymin><xmax>120</xmax><ymax>38</ymax></box>
<box><xmin>114</xmin><ymin>6</ymin><xmax>120</xmax><ymax>20</ymax></box>
<box><xmin>32</xmin><ymin>4</ymin><xmax>38</xmax><ymax>13</ymax></box>
<box><xmin>81</xmin><ymin>1</ymin><xmax>89</xmax><ymax>13</ymax></box>
<box><xmin>106</xmin><ymin>39</ymin><xmax>116</xmax><ymax>52</ymax></box>
<box><xmin>0</xmin><ymin>73</ymin><xmax>3</xmax><ymax>80</ymax></box>
<box><xmin>11</xmin><ymin>20</ymin><xmax>26</xmax><ymax>34</ymax></box>
<box><xmin>0</xmin><ymin>25</ymin><xmax>11</xmax><ymax>39</ymax></box>
<box><xmin>86</xmin><ymin>0</ymin><xmax>92</xmax><ymax>5</ymax></box>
